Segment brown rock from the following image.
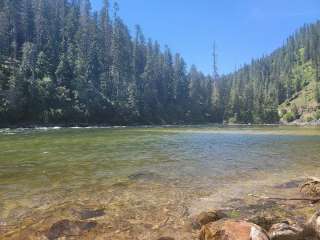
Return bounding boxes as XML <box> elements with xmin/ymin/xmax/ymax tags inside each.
<box><xmin>199</xmin><ymin>220</ymin><xmax>269</xmax><ymax>240</ymax></box>
<box><xmin>300</xmin><ymin>179</ymin><xmax>320</xmax><ymax>197</ymax></box>
<box><xmin>192</xmin><ymin>210</ymin><xmax>227</xmax><ymax>229</ymax></box>
<box><xmin>157</xmin><ymin>237</ymin><xmax>175</xmax><ymax>240</ymax></box>
<box><xmin>268</xmin><ymin>221</ymin><xmax>304</xmax><ymax>240</ymax></box>
<box><xmin>46</xmin><ymin>219</ymin><xmax>97</xmax><ymax>240</ymax></box>
<box><xmin>306</xmin><ymin>210</ymin><xmax>320</xmax><ymax>238</ymax></box>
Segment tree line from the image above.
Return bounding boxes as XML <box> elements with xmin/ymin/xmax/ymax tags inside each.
<box><xmin>0</xmin><ymin>0</ymin><xmax>222</xmax><ymax>125</ymax></box>
<box><xmin>0</xmin><ymin>0</ymin><xmax>319</xmax><ymax>126</ymax></box>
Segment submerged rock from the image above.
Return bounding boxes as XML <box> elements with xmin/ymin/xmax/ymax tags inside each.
<box><xmin>192</xmin><ymin>210</ymin><xmax>227</xmax><ymax>229</ymax></box>
<box><xmin>112</xmin><ymin>180</ymin><xmax>131</xmax><ymax>188</ymax></box>
<box><xmin>46</xmin><ymin>219</ymin><xmax>97</xmax><ymax>240</ymax></box>
<box><xmin>128</xmin><ymin>171</ymin><xmax>160</xmax><ymax>181</ymax></box>
<box><xmin>249</xmin><ymin>212</ymin><xmax>284</xmax><ymax>231</ymax></box>
<box><xmin>230</xmin><ymin>199</ymin><xmax>279</xmax><ymax>218</ymax></box>
<box><xmin>199</xmin><ymin>220</ymin><xmax>269</xmax><ymax>240</ymax></box>
<box><xmin>268</xmin><ymin>221</ymin><xmax>304</xmax><ymax>240</ymax></box>
<box><xmin>77</xmin><ymin>208</ymin><xmax>105</xmax><ymax>220</ymax></box>
<box><xmin>274</xmin><ymin>180</ymin><xmax>304</xmax><ymax>189</ymax></box>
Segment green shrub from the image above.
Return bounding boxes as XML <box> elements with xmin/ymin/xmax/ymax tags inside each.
<box><xmin>228</xmin><ymin>116</ymin><xmax>237</xmax><ymax>124</ymax></box>
<box><xmin>279</xmin><ymin>109</ymin><xmax>287</xmax><ymax>118</ymax></box>
<box><xmin>283</xmin><ymin>112</ymin><xmax>295</xmax><ymax>122</ymax></box>
<box><xmin>306</xmin><ymin>116</ymin><xmax>313</xmax><ymax>122</ymax></box>
<box><xmin>291</xmin><ymin>103</ymin><xmax>299</xmax><ymax>118</ymax></box>
<box><xmin>285</xmin><ymin>100</ymin><xmax>290</xmax><ymax>107</ymax></box>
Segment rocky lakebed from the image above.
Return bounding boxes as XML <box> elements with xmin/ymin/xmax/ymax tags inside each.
<box><xmin>1</xmin><ymin>177</ymin><xmax>320</xmax><ymax>240</ymax></box>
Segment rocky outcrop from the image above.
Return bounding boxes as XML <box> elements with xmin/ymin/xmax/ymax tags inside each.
<box><xmin>199</xmin><ymin>220</ymin><xmax>269</xmax><ymax>240</ymax></box>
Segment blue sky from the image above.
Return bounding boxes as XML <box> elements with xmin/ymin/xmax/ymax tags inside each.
<box><xmin>91</xmin><ymin>0</ymin><xmax>320</xmax><ymax>75</ymax></box>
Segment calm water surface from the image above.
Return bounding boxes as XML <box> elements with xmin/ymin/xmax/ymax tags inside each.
<box><xmin>0</xmin><ymin>125</ymin><xmax>320</xmax><ymax>238</ymax></box>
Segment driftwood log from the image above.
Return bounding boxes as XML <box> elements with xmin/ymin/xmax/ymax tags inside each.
<box><xmin>249</xmin><ymin>177</ymin><xmax>320</xmax><ymax>204</ymax></box>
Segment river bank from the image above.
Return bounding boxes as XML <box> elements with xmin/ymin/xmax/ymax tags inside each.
<box><xmin>281</xmin><ymin>119</ymin><xmax>320</xmax><ymax>126</ymax></box>
<box><xmin>1</xmin><ymin>120</ymin><xmax>319</xmax><ymax>131</ymax></box>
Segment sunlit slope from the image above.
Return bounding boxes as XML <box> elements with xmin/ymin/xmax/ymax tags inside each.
<box><xmin>279</xmin><ymin>80</ymin><xmax>320</xmax><ymax>123</ymax></box>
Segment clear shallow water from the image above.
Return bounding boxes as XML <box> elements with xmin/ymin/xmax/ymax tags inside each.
<box><xmin>0</xmin><ymin>125</ymin><xmax>320</xmax><ymax>238</ymax></box>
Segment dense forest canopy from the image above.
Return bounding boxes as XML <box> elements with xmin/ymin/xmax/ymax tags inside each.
<box><xmin>0</xmin><ymin>0</ymin><xmax>319</xmax><ymax>126</ymax></box>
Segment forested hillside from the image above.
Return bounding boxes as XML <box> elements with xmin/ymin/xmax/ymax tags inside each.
<box><xmin>0</xmin><ymin>0</ymin><xmax>319</xmax><ymax>126</ymax></box>
<box><xmin>219</xmin><ymin>21</ymin><xmax>320</xmax><ymax>123</ymax></box>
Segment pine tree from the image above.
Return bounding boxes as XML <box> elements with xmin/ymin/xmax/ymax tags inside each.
<box><xmin>189</xmin><ymin>65</ymin><xmax>205</xmax><ymax>122</ymax></box>
<box><xmin>132</xmin><ymin>25</ymin><xmax>146</xmax><ymax>117</ymax></box>
<box><xmin>99</xmin><ymin>0</ymin><xmax>112</xmax><ymax>94</ymax></box>
<box><xmin>210</xmin><ymin>42</ymin><xmax>221</xmax><ymax>122</ymax></box>
<box><xmin>174</xmin><ymin>53</ymin><xmax>189</xmax><ymax>120</ymax></box>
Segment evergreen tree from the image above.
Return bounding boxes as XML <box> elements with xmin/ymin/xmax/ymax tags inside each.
<box><xmin>174</xmin><ymin>54</ymin><xmax>189</xmax><ymax>120</ymax></box>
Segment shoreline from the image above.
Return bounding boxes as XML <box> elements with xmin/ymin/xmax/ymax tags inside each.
<box><xmin>0</xmin><ymin>122</ymin><xmax>319</xmax><ymax>130</ymax></box>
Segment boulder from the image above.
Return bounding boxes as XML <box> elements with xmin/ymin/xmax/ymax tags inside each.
<box><xmin>268</xmin><ymin>221</ymin><xmax>304</xmax><ymax>240</ymax></box>
<box><xmin>46</xmin><ymin>219</ymin><xmax>97</xmax><ymax>240</ymax></box>
<box><xmin>300</xmin><ymin>178</ymin><xmax>320</xmax><ymax>197</ymax></box>
<box><xmin>199</xmin><ymin>220</ymin><xmax>269</xmax><ymax>240</ymax></box>
<box><xmin>192</xmin><ymin>210</ymin><xmax>227</xmax><ymax>229</ymax></box>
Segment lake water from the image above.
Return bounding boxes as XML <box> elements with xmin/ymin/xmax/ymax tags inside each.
<box><xmin>1</xmin><ymin>125</ymin><xmax>320</xmax><ymax>239</ymax></box>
